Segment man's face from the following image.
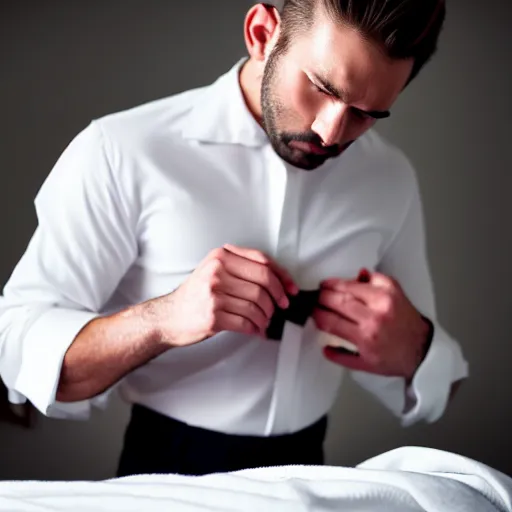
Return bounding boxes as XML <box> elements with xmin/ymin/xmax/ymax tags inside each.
<box><xmin>260</xmin><ymin>11</ymin><xmax>414</xmax><ymax>170</ymax></box>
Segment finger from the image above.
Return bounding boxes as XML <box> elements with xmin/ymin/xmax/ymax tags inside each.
<box><xmin>216</xmin><ymin>272</ymin><xmax>274</xmax><ymax>319</ymax></box>
<box><xmin>217</xmin><ymin>293</ymin><xmax>269</xmax><ymax>334</ymax></box>
<box><xmin>323</xmin><ymin>347</ymin><xmax>400</xmax><ymax>377</ymax></box>
<box><xmin>322</xmin><ymin>267</ymin><xmax>379</xmax><ymax>288</ymax></box>
<box><xmin>266</xmin><ymin>262</ymin><xmax>299</xmax><ymax>296</ymax></box>
<box><xmin>223</xmin><ymin>244</ymin><xmax>299</xmax><ymax>296</ymax></box>
<box><xmin>213</xmin><ymin>310</ymin><xmax>260</xmax><ymax>336</ymax></box>
<box><xmin>221</xmin><ymin>247</ymin><xmax>290</xmax><ymax>309</ymax></box>
<box><xmin>317</xmin><ymin>289</ymin><xmax>369</xmax><ymax>323</ymax></box>
<box><xmin>323</xmin><ymin>346</ymin><xmax>380</xmax><ymax>373</ymax></box>
<box><xmin>321</xmin><ymin>279</ymin><xmax>383</xmax><ymax>306</ymax></box>
<box><xmin>312</xmin><ymin>308</ymin><xmax>362</xmax><ymax>344</ymax></box>
<box><xmin>364</xmin><ymin>271</ymin><xmax>396</xmax><ymax>290</ymax></box>
<box><xmin>357</xmin><ymin>268</ymin><xmax>371</xmax><ymax>283</ymax></box>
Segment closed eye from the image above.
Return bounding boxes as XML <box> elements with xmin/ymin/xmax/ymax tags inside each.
<box><xmin>351</xmin><ymin>108</ymin><xmax>372</xmax><ymax>121</ymax></box>
<box><xmin>308</xmin><ymin>73</ymin><xmax>384</xmax><ymax>121</ymax></box>
<box><xmin>313</xmin><ymin>83</ymin><xmax>372</xmax><ymax>121</ymax></box>
<box><xmin>311</xmin><ymin>81</ymin><xmax>332</xmax><ymax>96</ymax></box>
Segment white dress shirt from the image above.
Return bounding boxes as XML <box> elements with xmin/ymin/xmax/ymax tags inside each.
<box><xmin>0</xmin><ymin>59</ymin><xmax>468</xmax><ymax>436</ymax></box>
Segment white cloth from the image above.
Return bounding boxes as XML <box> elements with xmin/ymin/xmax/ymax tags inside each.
<box><xmin>0</xmin><ymin>58</ymin><xmax>468</xmax><ymax>435</ymax></box>
<box><xmin>0</xmin><ymin>447</ymin><xmax>510</xmax><ymax>512</ymax></box>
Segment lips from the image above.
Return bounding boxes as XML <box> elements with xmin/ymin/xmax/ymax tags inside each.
<box><xmin>288</xmin><ymin>140</ymin><xmax>330</xmax><ymax>155</ymax></box>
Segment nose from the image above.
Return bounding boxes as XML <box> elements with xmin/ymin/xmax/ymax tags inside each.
<box><xmin>311</xmin><ymin>102</ymin><xmax>348</xmax><ymax>147</ymax></box>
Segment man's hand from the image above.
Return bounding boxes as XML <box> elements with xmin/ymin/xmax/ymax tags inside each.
<box><xmin>57</xmin><ymin>244</ymin><xmax>298</xmax><ymax>402</ymax></box>
<box><xmin>312</xmin><ymin>269</ymin><xmax>431</xmax><ymax>381</ymax></box>
<box><xmin>153</xmin><ymin>244</ymin><xmax>299</xmax><ymax>347</ymax></box>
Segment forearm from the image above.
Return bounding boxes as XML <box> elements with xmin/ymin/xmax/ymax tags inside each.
<box><xmin>56</xmin><ymin>300</ymin><xmax>168</xmax><ymax>402</ymax></box>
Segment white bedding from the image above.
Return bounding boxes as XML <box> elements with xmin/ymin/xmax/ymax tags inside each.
<box><xmin>0</xmin><ymin>447</ymin><xmax>511</xmax><ymax>512</ymax></box>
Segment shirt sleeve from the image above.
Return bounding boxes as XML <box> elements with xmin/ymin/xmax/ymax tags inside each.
<box><xmin>0</xmin><ymin>121</ymin><xmax>139</xmax><ymax>419</ymax></box>
<box><xmin>349</xmin><ymin>162</ymin><xmax>469</xmax><ymax>426</ymax></box>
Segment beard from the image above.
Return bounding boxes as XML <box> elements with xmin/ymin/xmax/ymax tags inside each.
<box><xmin>260</xmin><ymin>47</ymin><xmax>349</xmax><ymax>171</ymax></box>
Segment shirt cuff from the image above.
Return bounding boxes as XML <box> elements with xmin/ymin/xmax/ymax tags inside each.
<box><xmin>13</xmin><ymin>307</ymin><xmax>98</xmax><ymax>416</ymax></box>
<box><xmin>401</xmin><ymin>328</ymin><xmax>469</xmax><ymax>427</ymax></box>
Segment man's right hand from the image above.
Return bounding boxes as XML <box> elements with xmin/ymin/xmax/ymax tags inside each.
<box><xmin>153</xmin><ymin>244</ymin><xmax>299</xmax><ymax>348</ymax></box>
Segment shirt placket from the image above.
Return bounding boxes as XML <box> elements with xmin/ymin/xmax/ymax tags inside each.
<box><xmin>264</xmin><ymin>159</ymin><xmax>303</xmax><ymax>435</ymax></box>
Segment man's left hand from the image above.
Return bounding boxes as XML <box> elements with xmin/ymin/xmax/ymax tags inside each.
<box><xmin>312</xmin><ymin>270</ymin><xmax>431</xmax><ymax>382</ymax></box>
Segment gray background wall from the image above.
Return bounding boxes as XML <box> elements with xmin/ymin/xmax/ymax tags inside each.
<box><xmin>0</xmin><ymin>0</ymin><xmax>510</xmax><ymax>481</ymax></box>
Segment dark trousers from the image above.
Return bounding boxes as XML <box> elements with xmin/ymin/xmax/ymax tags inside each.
<box><xmin>116</xmin><ymin>404</ymin><xmax>328</xmax><ymax>477</ymax></box>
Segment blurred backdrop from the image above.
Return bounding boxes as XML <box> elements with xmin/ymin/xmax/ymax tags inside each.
<box><xmin>0</xmin><ymin>0</ymin><xmax>511</xmax><ymax>480</ymax></box>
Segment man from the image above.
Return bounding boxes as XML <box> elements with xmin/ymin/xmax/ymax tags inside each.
<box><xmin>0</xmin><ymin>0</ymin><xmax>468</xmax><ymax>477</ymax></box>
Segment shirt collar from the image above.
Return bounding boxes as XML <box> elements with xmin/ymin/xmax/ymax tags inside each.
<box><xmin>181</xmin><ymin>58</ymin><xmax>269</xmax><ymax>147</ymax></box>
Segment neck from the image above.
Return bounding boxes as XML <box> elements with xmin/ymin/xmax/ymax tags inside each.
<box><xmin>239</xmin><ymin>58</ymin><xmax>264</xmax><ymax>127</ymax></box>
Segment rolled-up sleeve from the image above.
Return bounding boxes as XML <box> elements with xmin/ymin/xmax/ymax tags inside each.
<box><xmin>0</xmin><ymin>121</ymin><xmax>138</xmax><ymax>419</ymax></box>
<box><xmin>350</xmin><ymin>161</ymin><xmax>469</xmax><ymax>426</ymax></box>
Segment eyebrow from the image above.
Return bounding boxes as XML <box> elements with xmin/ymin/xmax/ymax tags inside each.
<box><xmin>312</xmin><ymin>73</ymin><xmax>391</xmax><ymax>119</ymax></box>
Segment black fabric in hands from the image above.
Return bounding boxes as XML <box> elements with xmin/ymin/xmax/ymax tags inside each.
<box><xmin>266</xmin><ymin>289</ymin><xmax>321</xmax><ymax>341</ymax></box>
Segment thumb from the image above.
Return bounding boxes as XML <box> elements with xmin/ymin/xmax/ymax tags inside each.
<box><xmin>223</xmin><ymin>244</ymin><xmax>299</xmax><ymax>295</ymax></box>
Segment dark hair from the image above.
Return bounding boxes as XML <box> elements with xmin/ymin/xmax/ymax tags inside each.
<box><xmin>275</xmin><ymin>0</ymin><xmax>446</xmax><ymax>84</ymax></box>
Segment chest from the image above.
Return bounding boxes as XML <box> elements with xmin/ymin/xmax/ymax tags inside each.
<box><xmin>131</xmin><ymin>145</ymin><xmax>398</xmax><ymax>297</ymax></box>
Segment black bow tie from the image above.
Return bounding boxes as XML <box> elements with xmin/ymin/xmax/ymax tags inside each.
<box><xmin>265</xmin><ymin>289</ymin><xmax>321</xmax><ymax>341</ymax></box>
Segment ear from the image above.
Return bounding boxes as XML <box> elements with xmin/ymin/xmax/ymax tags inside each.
<box><xmin>243</xmin><ymin>3</ymin><xmax>281</xmax><ymax>62</ymax></box>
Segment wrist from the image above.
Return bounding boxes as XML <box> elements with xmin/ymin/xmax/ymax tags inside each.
<box><xmin>139</xmin><ymin>296</ymin><xmax>174</xmax><ymax>349</ymax></box>
<box><xmin>144</xmin><ymin>290</ymin><xmax>196</xmax><ymax>349</ymax></box>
